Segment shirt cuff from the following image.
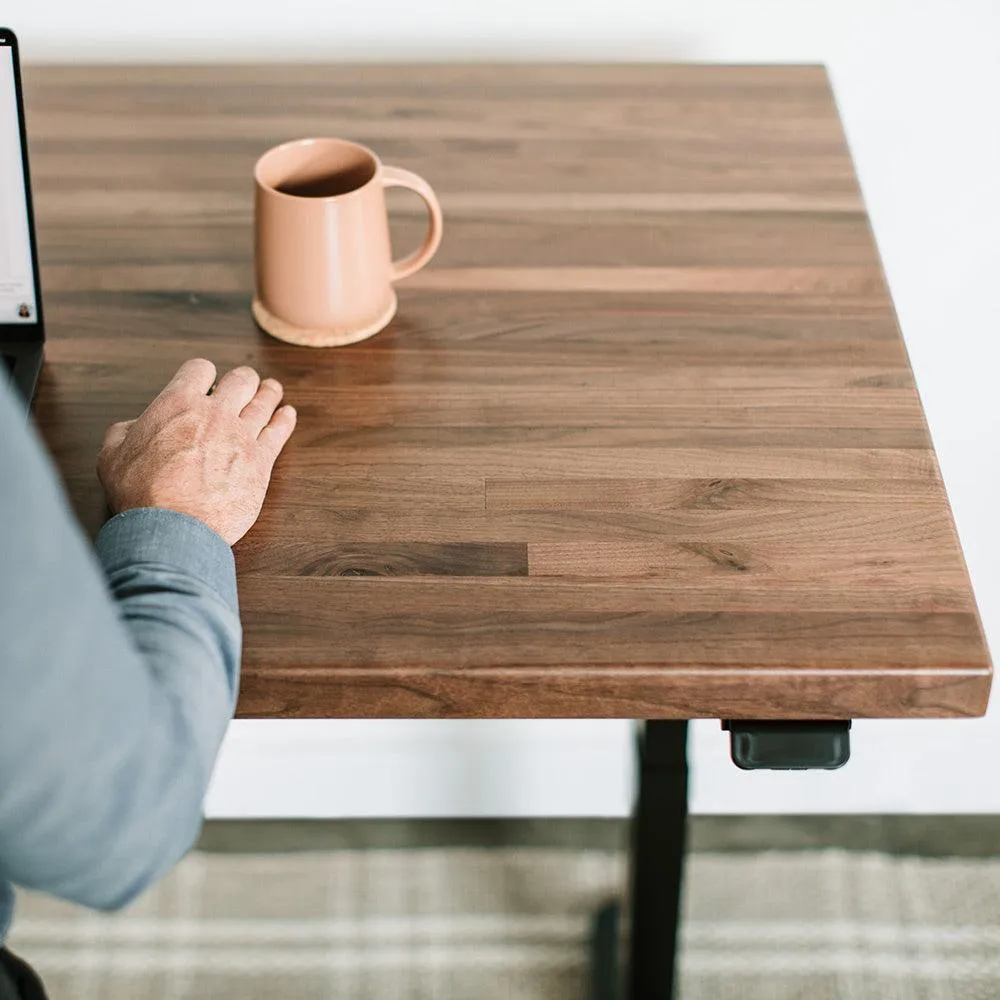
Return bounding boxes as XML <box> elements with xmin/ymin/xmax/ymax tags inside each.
<box><xmin>95</xmin><ymin>509</ymin><xmax>238</xmax><ymax>614</ymax></box>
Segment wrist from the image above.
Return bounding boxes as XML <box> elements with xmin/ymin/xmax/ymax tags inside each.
<box><xmin>114</xmin><ymin>498</ymin><xmax>227</xmax><ymax>544</ymax></box>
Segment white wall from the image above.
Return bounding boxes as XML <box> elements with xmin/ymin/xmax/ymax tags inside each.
<box><xmin>12</xmin><ymin>0</ymin><xmax>1000</xmax><ymax>814</ymax></box>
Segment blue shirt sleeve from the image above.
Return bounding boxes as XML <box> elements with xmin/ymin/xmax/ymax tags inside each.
<box><xmin>0</xmin><ymin>376</ymin><xmax>241</xmax><ymax>932</ymax></box>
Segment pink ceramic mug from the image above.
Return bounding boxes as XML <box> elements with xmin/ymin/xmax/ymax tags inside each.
<box><xmin>252</xmin><ymin>137</ymin><xmax>443</xmax><ymax>347</ymax></box>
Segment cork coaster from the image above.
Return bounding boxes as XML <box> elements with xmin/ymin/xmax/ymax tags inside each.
<box><xmin>251</xmin><ymin>293</ymin><xmax>398</xmax><ymax>348</ymax></box>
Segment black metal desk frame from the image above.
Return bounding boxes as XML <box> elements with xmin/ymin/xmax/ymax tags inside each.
<box><xmin>592</xmin><ymin>720</ymin><xmax>851</xmax><ymax>999</ymax></box>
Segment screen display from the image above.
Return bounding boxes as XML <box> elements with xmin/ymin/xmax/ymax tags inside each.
<box><xmin>0</xmin><ymin>41</ymin><xmax>37</xmax><ymax>325</ymax></box>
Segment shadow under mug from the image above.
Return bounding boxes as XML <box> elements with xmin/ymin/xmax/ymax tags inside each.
<box><xmin>252</xmin><ymin>137</ymin><xmax>443</xmax><ymax>347</ymax></box>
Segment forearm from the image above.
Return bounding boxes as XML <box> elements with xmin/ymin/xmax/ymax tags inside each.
<box><xmin>0</xmin><ymin>382</ymin><xmax>241</xmax><ymax>911</ymax></box>
<box><xmin>72</xmin><ymin>508</ymin><xmax>243</xmax><ymax>907</ymax></box>
<box><xmin>97</xmin><ymin>509</ymin><xmax>241</xmax><ymax>762</ymax></box>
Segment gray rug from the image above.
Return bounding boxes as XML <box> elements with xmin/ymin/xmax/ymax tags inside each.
<box><xmin>8</xmin><ymin>848</ymin><xmax>1000</xmax><ymax>999</ymax></box>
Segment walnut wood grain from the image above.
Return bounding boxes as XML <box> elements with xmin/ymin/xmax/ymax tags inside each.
<box><xmin>24</xmin><ymin>64</ymin><xmax>991</xmax><ymax>719</ymax></box>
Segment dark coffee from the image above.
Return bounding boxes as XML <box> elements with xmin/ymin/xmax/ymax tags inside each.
<box><xmin>275</xmin><ymin>161</ymin><xmax>375</xmax><ymax>199</ymax></box>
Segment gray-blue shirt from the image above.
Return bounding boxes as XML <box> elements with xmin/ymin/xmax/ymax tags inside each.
<box><xmin>0</xmin><ymin>374</ymin><xmax>241</xmax><ymax>941</ymax></box>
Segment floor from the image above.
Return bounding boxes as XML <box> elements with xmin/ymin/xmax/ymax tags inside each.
<box><xmin>10</xmin><ymin>825</ymin><xmax>1000</xmax><ymax>999</ymax></box>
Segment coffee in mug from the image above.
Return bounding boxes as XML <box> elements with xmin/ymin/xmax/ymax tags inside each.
<box><xmin>252</xmin><ymin>137</ymin><xmax>443</xmax><ymax>347</ymax></box>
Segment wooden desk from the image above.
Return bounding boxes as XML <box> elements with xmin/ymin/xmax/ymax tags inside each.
<box><xmin>26</xmin><ymin>63</ymin><xmax>989</xmax><ymax>721</ymax></box>
<box><xmin>23</xmin><ymin>64</ymin><xmax>991</xmax><ymax>998</ymax></box>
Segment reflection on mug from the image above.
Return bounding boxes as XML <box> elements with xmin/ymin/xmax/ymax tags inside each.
<box><xmin>18</xmin><ymin>303</ymin><xmax>30</xmax><ymax>318</ymax></box>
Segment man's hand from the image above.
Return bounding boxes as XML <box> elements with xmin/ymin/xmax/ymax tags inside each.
<box><xmin>97</xmin><ymin>358</ymin><xmax>297</xmax><ymax>545</ymax></box>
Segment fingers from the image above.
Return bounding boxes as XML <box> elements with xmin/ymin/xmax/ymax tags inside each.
<box><xmin>101</xmin><ymin>419</ymin><xmax>134</xmax><ymax>453</ymax></box>
<box><xmin>211</xmin><ymin>365</ymin><xmax>261</xmax><ymax>412</ymax></box>
<box><xmin>240</xmin><ymin>377</ymin><xmax>284</xmax><ymax>434</ymax></box>
<box><xmin>160</xmin><ymin>358</ymin><xmax>218</xmax><ymax>401</ymax></box>
<box><xmin>258</xmin><ymin>404</ymin><xmax>297</xmax><ymax>461</ymax></box>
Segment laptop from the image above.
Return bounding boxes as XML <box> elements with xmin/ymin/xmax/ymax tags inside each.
<box><xmin>0</xmin><ymin>27</ymin><xmax>44</xmax><ymax>408</ymax></box>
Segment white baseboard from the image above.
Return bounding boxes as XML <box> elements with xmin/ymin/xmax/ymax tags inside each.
<box><xmin>205</xmin><ymin>716</ymin><xmax>1000</xmax><ymax>818</ymax></box>
<box><xmin>206</xmin><ymin>720</ymin><xmax>636</xmax><ymax>818</ymax></box>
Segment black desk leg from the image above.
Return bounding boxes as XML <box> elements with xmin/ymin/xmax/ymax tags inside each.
<box><xmin>591</xmin><ymin>720</ymin><xmax>689</xmax><ymax>1000</ymax></box>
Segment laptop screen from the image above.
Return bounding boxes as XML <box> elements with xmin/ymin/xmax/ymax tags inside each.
<box><xmin>0</xmin><ymin>39</ymin><xmax>37</xmax><ymax>326</ymax></box>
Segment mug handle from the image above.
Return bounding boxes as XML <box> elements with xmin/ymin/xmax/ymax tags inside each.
<box><xmin>382</xmin><ymin>165</ymin><xmax>444</xmax><ymax>282</ymax></box>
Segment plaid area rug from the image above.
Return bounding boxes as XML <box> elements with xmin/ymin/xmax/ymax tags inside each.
<box><xmin>8</xmin><ymin>849</ymin><xmax>1000</xmax><ymax>999</ymax></box>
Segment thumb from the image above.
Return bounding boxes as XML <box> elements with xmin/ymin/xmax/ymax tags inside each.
<box><xmin>101</xmin><ymin>419</ymin><xmax>135</xmax><ymax>453</ymax></box>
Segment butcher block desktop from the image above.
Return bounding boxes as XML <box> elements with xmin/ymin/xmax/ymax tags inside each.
<box><xmin>25</xmin><ymin>64</ymin><xmax>990</xmax><ymax>723</ymax></box>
